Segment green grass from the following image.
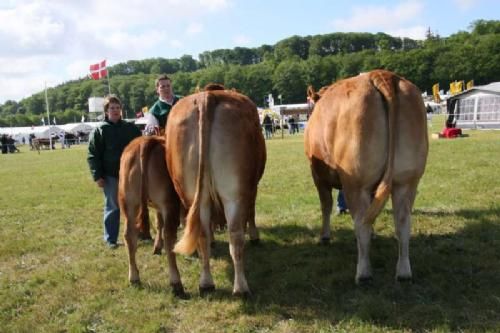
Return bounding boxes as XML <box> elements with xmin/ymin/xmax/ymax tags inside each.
<box><xmin>1</xmin><ymin>115</ymin><xmax>499</xmax><ymax>332</ymax></box>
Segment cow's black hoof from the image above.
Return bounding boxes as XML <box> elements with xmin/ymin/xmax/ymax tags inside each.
<box><xmin>320</xmin><ymin>237</ymin><xmax>330</xmax><ymax>245</ymax></box>
<box><xmin>396</xmin><ymin>275</ymin><xmax>413</xmax><ymax>283</ymax></box>
<box><xmin>249</xmin><ymin>238</ymin><xmax>260</xmax><ymax>246</ymax></box>
<box><xmin>171</xmin><ymin>282</ymin><xmax>187</xmax><ymax>298</ymax></box>
<box><xmin>199</xmin><ymin>284</ymin><xmax>216</xmax><ymax>296</ymax></box>
<box><xmin>130</xmin><ymin>279</ymin><xmax>141</xmax><ymax>287</ymax></box>
<box><xmin>356</xmin><ymin>276</ymin><xmax>373</xmax><ymax>285</ymax></box>
<box><xmin>233</xmin><ymin>290</ymin><xmax>252</xmax><ymax>300</ymax></box>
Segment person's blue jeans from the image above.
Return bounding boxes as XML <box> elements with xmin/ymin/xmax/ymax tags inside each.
<box><xmin>102</xmin><ymin>176</ymin><xmax>120</xmax><ymax>244</ymax></box>
<box><xmin>264</xmin><ymin>125</ymin><xmax>272</xmax><ymax>139</ymax></box>
<box><xmin>337</xmin><ymin>190</ymin><xmax>347</xmax><ymax>211</ymax></box>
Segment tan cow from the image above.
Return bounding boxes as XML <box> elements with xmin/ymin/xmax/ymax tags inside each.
<box><xmin>118</xmin><ymin>136</ymin><xmax>184</xmax><ymax>296</ymax></box>
<box><xmin>305</xmin><ymin>70</ymin><xmax>428</xmax><ymax>283</ymax></box>
<box><xmin>166</xmin><ymin>89</ymin><xmax>266</xmax><ymax>296</ymax></box>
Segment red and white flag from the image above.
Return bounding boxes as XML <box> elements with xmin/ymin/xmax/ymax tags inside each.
<box><xmin>89</xmin><ymin>60</ymin><xmax>108</xmax><ymax>80</ymax></box>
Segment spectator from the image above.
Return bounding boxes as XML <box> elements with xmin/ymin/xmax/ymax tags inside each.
<box><xmin>144</xmin><ymin>74</ymin><xmax>181</xmax><ymax>135</ymax></box>
<box><xmin>337</xmin><ymin>190</ymin><xmax>348</xmax><ymax>215</ymax></box>
<box><xmin>262</xmin><ymin>114</ymin><xmax>273</xmax><ymax>139</ymax></box>
<box><xmin>1</xmin><ymin>134</ymin><xmax>8</xmax><ymax>154</ymax></box>
<box><xmin>87</xmin><ymin>95</ymin><xmax>141</xmax><ymax>249</ymax></box>
<box><xmin>287</xmin><ymin>116</ymin><xmax>295</xmax><ymax>135</ymax></box>
<box><xmin>7</xmin><ymin>136</ymin><xmax>19</xmax><ymax>153</ymax></box>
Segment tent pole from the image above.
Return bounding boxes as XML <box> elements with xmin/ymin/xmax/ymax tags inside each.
<box><xmin>44</xmin><ymin>82</ymin><xmax>52</xmax><ymax>150</ymax></box>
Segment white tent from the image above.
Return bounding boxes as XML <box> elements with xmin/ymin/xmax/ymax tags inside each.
<box><xmin>59</xmin><ymin>123</ymin><xmax>96</xmax><ymax>135</ymax></box>
<box><xmin>271</xmin><ymin>103</ymin><xmax>312</xmax><ymax>117</ymax></box>
<box><xmin>447</xmin><ymin>82</ymin><xmax>500</xmax><ymax>129</ymax></box>
<box><xmin>0</xmin><ymin>125</ymin><xmax>63</xmax><ymax>143</ymax></box>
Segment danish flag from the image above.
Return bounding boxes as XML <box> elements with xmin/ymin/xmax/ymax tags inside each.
<box><xmin>89</xmin><ymin>60</ymin><xmax>108</xmax><ymax>80</ymax></box>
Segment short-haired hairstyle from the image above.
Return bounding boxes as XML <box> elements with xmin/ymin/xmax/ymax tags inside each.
<box><xmin>103</xmin><ymin>94</ymin><xmax>122</xmax><ymax>112</ymax></box>
<box><xmin>155</xmin><ymin>74</ymin><xmax>171</xmax><ymax>87</ymax></box>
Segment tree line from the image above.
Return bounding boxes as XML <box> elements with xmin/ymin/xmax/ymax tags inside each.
<box><xmin>1</xmin><ymin>19</ymin><xmax>499</xmax><ymax>127</ymax></box>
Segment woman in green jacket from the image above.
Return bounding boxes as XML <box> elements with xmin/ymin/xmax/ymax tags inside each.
<box><xmin>87</xmin><ymin>95</ymin><xmax>141</xmax><ymax>248</ymax></box>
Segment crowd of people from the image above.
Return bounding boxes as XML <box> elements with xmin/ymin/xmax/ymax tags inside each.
<box><xmin>261</xmin><ymin>114</ymin><xmax>302</xmax><ymax>139</ymax></box>
<box><xmin>1</xmin><ymin>134</ymin><xmax>20</xmax><ymax>154</ymax></box>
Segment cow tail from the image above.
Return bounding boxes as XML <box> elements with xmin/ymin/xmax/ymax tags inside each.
<box><xmin>137</xmin><ymin>137</ymin><xmax>154</xmax><ymax>232</ymax></box>
<box><xmin>363</xmin><ymin>71</ymin><xmax>398</xmax><ymax>224</ymax></box>
<box><xmin>174</xmin><ymin>92</ymin><xmax>212</xmax><ymax>255</ymax></box>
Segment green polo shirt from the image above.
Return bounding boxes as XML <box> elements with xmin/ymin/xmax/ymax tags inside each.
<box><xmin>150</xmin><ymin>96</ymin><xmax>180</xmax><ymax>129</ymax></box>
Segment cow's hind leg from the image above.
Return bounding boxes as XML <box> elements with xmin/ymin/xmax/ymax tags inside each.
<box><xmin>138</xmin><ymin>205</ymin><xmax>153</xmax><ymax>241</ymax></box>
<box><xmin>348</xmin><ymin>189</ymin><xmax>374</xmax><ymax>284</ymax></box>
<box><xmin>198</xmin><ymin>200</ymin><xmax>215</xmax><ymax>294</ymax></box>
<box><xmin>123</xmin><ymin>203</ymin><xmax>140</xmax><ymax>284</ymax></box>
<box><xmin>313</xmin><ymin>178</ymin><xmax>333</xmax><ymax>244</ymax></box>
<box><xmin>162</xmin><ymin>205</ymin><xmax>184</xmax><ymax>296</ymax></box>
<box><xmin>153</xmin><ymin>211</ymin><xmax>163</xmax><ymax>255</ymax></box>
<box><xmin>224</xmin><ymin>200</ymin><xmax>250</xmax><ymax>296</ymax></box>
<box><xmin>391</xmin><ymin>182</ymin><xmax>418</xmax><ymax>281</ymax></box>
<box><xmin>246</xmin><ymin>196</ymin><xmax>260</xmax><ymax>245</ymax></box>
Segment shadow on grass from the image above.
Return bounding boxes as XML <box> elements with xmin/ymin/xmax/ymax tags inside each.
<box><xmin>210</xmin><ymin>207</ymin><xmax>500</xmax><ymax>331</ymax></box>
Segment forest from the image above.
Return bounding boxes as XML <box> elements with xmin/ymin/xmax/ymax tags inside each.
<box><xmin>0</xmin><ymin>19</ymin><xmax>499</xmax><ymax>127</ymax></box>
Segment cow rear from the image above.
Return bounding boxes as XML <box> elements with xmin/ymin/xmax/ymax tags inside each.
<box><xmin>166</xmin><ymin>90</ymin><xmax>266</xmax><ymax>296</ymax></box>
<box><xmin>305</xmin><ymin>70</ymin><xmax>428</xmax><ymax>283</ymax></box>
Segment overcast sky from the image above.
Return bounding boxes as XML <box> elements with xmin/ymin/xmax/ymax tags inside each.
<box><xmin>0</xmin><ymin>0</ymin><xmax>498</xmax><ymax>103</ymax></box>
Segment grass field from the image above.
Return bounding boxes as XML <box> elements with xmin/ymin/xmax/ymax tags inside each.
<box><xmin>1</xmin><ymin>115</ymin><xmax>499</xmax><ymax>332</ymax></box>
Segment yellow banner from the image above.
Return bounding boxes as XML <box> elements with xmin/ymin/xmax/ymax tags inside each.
<box><xmin>432</xmin><ymin>83</ymin><xmax>441</xmax><ymax>103</ymax></box>
<box><xmin>450</xmin><ymin>82</ymin><xmax>458</xmax><ymax>95</ymax></box>
<box><xmin>466</xmin><ymin>80</ymin><xmax>474</xmax><ymax>90</ymax></box>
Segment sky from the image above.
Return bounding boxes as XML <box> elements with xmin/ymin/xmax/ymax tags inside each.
<box><xmin>0</xmin><ymin>0</ymin><xmax>498</xmax><ymax>104</ymax></box>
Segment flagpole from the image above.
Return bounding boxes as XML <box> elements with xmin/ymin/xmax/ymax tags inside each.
<box><xmin>44</xmin><ymin>82</ymin><xmax>53</xmax><ymax>150</ymax></box>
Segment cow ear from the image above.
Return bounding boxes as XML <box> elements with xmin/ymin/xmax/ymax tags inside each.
<box><xmin>307</xmin><ymin>85</ymin><xmax>315</xmax><ymax>99</ymax></box>
<box><xmin>307</xmin><ymin>85</ymin><xmax>321</xmax><ymax>103</ymax></box>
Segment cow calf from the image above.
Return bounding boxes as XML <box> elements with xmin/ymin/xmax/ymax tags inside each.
<box><xmin>118</xmin><ymin>136</ymin><xmax>184</xmax><ymax>296</ymax></box>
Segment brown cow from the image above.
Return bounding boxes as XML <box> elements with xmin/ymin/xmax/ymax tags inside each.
<box><xmin>166</xmin><ymin>89</ymin><xmax>266</xmax><ymax>296</ymax></box>
<box><xmin>305</xmin><ymin>70</ymin><xmax>428</xmax><ymax>283</ymax></box>
<box><xmin>118</xmin><ymin>136</ymin><xmax>184</xmax><ymax>296</ymax></box>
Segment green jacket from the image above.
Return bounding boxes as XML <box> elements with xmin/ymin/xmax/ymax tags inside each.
<box><xmin>87</xmin><ymin>119</ymin><xmax>141</xmax><ymax>181</ymax></box>
<box><xmin>150</xmin><ymin>96</ymin><xmax>180</xmax><ymax>128</ymax></box>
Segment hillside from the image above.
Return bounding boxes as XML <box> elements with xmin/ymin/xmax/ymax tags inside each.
<box><xmin>0</xmin><ymin>19</ymin><xmax>499</xmax><ymax>127</ymax></box>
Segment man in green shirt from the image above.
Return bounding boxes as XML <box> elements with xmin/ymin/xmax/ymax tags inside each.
<box><xmin>145</xmin><ymin>74</ymin><xmax>181</xmax><ymax>135</ymax></box>
<box><xmin>87</xmin><ymin>95</ymin><xmax>141</xmax><ymax>248</ymax></box>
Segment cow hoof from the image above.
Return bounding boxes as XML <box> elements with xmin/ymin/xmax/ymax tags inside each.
<box><xmin>130</xmin><ymin>279</ymin><xmax>141</xmax><ymax>287</ymax></box>
<box><xmin>249</xmin><ymin>238</ymin><xmax>260</xmax><ymax>246</ymax></box>
<box><xmin>320</xmin><ymin>237</ymin><xmax>330</xmax><ymax>245</ymax></box>
<box><xmin>171</xmin><ymin>283</ymin><xmax>187</xmax><ymax>298</ymax></box>
<box><xmin>396</xmin><ymin>275</ymin><xmax>413</xmax><ymax>283</ymax></box>
<box><xmin>233</xmin><ymin>290</ymin><xmax>252</xmax><ymax>299</ymax></box>
<box><xmin>356</xmin><ymin>276</ymin><xmax>373</xmax><ymax>285</ymax></box>
<box><xmin>199</xmin><ymin>284</ymin><xmax>216</xmax><ymax>296</ymax></box>
<box><xmin>152</xmin><ymin>247</ymin><xmax>162</xmax><ymax>255</ymax></box>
